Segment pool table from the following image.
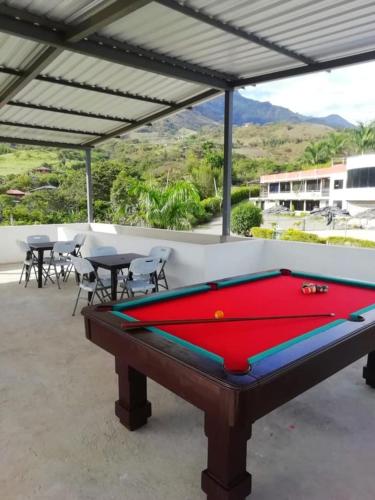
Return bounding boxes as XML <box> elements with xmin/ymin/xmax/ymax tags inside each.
<box><xmin>82</xmin><ymin>269</ymin><xmax>375</xmax><ymax>500</ymax></box>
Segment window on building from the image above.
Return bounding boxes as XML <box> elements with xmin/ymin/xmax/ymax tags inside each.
<box><xmin>347</xmin><ymin>167</ymin><xmax>375</xmax><ymax>188</ymax></box>
<box><xmin>334</xmin><ymin>179</ymin><xmax>344</xmax><ymax>189</ymax></box>
<box><xmin>269</xmin><ymin>183</ymin><xmax>279</xmax><ymax>193</ymax></box>
<box><xmin>306</xmin><ymin>200</ymin><xmax>319</xmax><ymax>211</ymax></box>
<box><xmin>306</xmin><ymin>179</ymin><xmax>320</xmax><ymax>191</ymax></box>
<box><xmin>293</xmin><ymin>200</ymin><xmax>305</xmax><ymax>211</ymax></box>
<box><xmin>333</xmin><ymin>201</ymin><xmax>342</xmax><ymax>209</ymax></box>
<box><xmin>292</xmin><ymin>181</ymin><xmax>304</xmax><ymax>192</ymax></box>
<box><xmin>260</xmin><ymin>185</ymin><xmax>268</xmax><ymax>197</ymax></box>
<box><xmin>280</xmin><ymin>200</ymin><xmax>290</xmax><ymax>208</ymax></box>
<box><xmin>280</xmin><ymin>182</ymin><xmax>291</xmax><ymax>192</ymax></box>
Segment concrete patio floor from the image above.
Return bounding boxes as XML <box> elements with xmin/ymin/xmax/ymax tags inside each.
<box><xmin>1</xmin><ymin>264</ymin><xmax>375</xmax><ymax>500</ymax></box>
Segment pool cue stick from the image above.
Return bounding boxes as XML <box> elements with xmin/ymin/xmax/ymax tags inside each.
<box><xmin>120</xmin><ymin>312</ymin><xmax>335</xmax><ymax>330</ymax></box>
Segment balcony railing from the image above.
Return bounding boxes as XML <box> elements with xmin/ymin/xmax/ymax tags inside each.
<box><xmin>2</xmin><ymin>223</ymin><xmax>375</xmax><ymax>286</ymax></box>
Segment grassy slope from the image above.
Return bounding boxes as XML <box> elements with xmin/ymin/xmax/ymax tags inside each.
<box><xmin>126</xmin><ymin>122</ymin><xmax>334</xmax><ymax>164</ymax></box>
<box><xmin>0</xmin><ymin>149</ymin><xmax>58</xmax><ymax>175</ymax></box>
<box><xmin>0</xmin><ymin>122</ymin><xmax>334</xmax><ymax>176</ymax></box>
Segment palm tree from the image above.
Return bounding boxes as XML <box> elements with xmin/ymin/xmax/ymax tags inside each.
<box><xmin>350</xmin><ymin>122</ymin><xmax>375</xmax><ymax>154</ymax></box>
<box><xmin>325</xmin><ymin>132</ymin><xmax>347</xmax><ymax>157</ymax></box>
<box><xmin>303</xmin><ymin>141</ymin><xmax>330</xmax><ymax>165</ymax></box>
<box><xmin>137</xmin><ymin>180</ymin><xmax>201</xmax><ymax>230</ymax></box>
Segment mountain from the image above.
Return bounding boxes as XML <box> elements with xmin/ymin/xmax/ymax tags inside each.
<box><xmin>192</xmin><ymin>91</ymin><xmax>353</xmax><ymax>129</ymax></box>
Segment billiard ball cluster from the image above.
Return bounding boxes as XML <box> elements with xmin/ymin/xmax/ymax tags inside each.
<box><xmin>301</xmin><ymin>282</ymin><xmax>329</xmax><ymax>294</ymax></box>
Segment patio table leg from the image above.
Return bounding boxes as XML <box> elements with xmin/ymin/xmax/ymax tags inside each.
<box><xmin>37</xmin><ymin>248</ymin><xmax>44</xmax><ymax>288</ymax></box>
<box><xmin>115</xmin><ymin>357</ymin><xmax>152</xmax><ymax>430</ymax></box>
<box><xmin>111</xmin><ymin>269</ymin><xmax>118</xmax><ymax>301</ymax></box>
<box><xmin>202</xmin><ymin>414</ymin><xmax>252</xmax><ymax>500</ymax></box>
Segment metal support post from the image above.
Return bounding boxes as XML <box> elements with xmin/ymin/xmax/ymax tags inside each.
<box><xmin>221</xmin><ymin>89</ymin><xmax>234</xmax><ymax>241</ymax></box>
<box><xmin>85</xmin><ymin>148</ymin><xmax>94</xmax><ymax>223</ymax></box>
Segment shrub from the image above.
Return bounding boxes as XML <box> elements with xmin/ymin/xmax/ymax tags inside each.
<box><xmin>251</xmin><ymin>227</ymin><xmax>274</xmax><ymax>239</ymax></box>
<box><xmin>326</xmin><ymin>236</ymin><xmax>375</xmax><ymax>248</ymax></box>
<box><xmin>249</xmin><ymin>184</ymin><xmax>260</xmax><ymax>198</ymax></box>
<box><xmin>201</xmin><ymin>196</ymin><xmax>221</xmax><ymax>216</ymax></box>
<box><xmin>280</xmin><ymin>229</ymin><xmax>326</xmax><ymax>244</ymax></box>
<box><xmin>231</xmin><ymin>186</ymin><xmax>250</xmax><ymax>205</ymax></box>
<box><xmin>231</xmin><ymin>203</ymin><xmax>263</xmax><ymax>236</ymax></box>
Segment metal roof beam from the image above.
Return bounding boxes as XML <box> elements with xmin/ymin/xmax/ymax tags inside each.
<box><xmin>66</xmin><ymin>0</ymin><xmax>153</xmax><ymax>42</ymax></box>
<box><xmin>8</xmin><ymin>101</ymin><xmax>135</xmax><ymax>124</ymax></box>
<box><xmin>0</xmin><ymin>47</ymin><xmax>63</xmax><ymax>109</ymax></box>
<box><xmin>0</xmin><ymin>1</ymin><xmax>157</xmax><ymax>110</ymax></box>
<box><xmin>0</xmin><ymin>135</ymin><xmax>88</xmax><ymax>150</ymax></box>
<box><xmin>82</xmin><ymin>88</ymin><xmax>221</xmax><ymax>146</ymax></box>
<box><xmin>156</xmin><ymin>0</ymin><xmax>315</xmax><ymax>65</ymax></box>
<box><xmin>0</xmin><ymin>67</ymin><xmax>174</xmax><ymax>107</ymax></box>
<box><xmin>0</xmin><ymin>119</ymin><xmax>102</xmax><ymax>137</ymax></box>
<box><xmin>234</xmin><ymin>49</ymin><xmax>375</xmax><ymax>87</ymax></box>
<box><xmin>0</xmin><ymin>8</ymin><xmax>231</xmax><ymax>89</ymax></box>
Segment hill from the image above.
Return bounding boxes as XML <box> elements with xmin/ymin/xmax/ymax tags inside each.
<box><xmin>194</xmin><ymin>91</ymin><xmax>353</xmax><ymax>129</ymax></box>
<box><xmin>135</xmin><ymin>91</ymin><xmax>352</xmax><ymax>138</ymax></box>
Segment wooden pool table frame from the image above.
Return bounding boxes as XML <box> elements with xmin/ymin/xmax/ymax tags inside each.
<box><xmin>82</xmin><ymin>269</ymin><xmax>375</xmax><ymax>500</ymax></box>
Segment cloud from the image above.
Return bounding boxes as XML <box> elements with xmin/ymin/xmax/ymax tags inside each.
<box><xmin>241</xmin><ymin>61</ymin><xmax>375</xmax><ymax>124</ymax></box>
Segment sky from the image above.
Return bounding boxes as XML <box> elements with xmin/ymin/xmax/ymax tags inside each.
<box><xmin>241</xmin><ymin>61</ymin><xmax>375</xmax><ymax>125</ymax></box>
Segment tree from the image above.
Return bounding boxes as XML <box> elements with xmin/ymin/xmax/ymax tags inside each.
<box><xmin>325</xmin><ymin>132</ymin><xmax>347</xmax><ymax>157</ymax></box>
<box><xmin>302</xmin><ymin>141</ymin><xmax>330</xmax><ymax>165</ymax></box>
<box><xmin>110</xmin><ymin>172</ymin><xmax>143</xmax><ymax>224</ymax></box>
<box><xmin>136</xmin><ymin>180</ymin><xmax>201</xmax><ymax>230</ymax></box>
<box><xmin>350</xmin><ymin>122</ymin><xmax>375</xmax><ymax>154</ymax></box>
<box><xmin>92</xmin><ymin>160</ymin><xmax>122</xmax><ymax>201</ymax></box>
<box><xmin>231</xmin><ymin>203</ymin><xmax>263</xmax><ymax>236</ymax></box>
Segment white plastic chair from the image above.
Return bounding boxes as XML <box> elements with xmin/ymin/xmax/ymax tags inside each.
<box><xmin>26</xmin><ymin>235</ymin><xmax>50</xmax><ymax>244</ymax></box>
<box><xmin>16</xmin><ymin>240</ymin><xmax>38</xmax><ymax>287</ymax></box>
<box><xmin>149</xmin><ymin>246</ymin><xmax>172</xmax><ymax>289</ymax></box>
<box><xmin>70</xmin><ymin>256</ymin><xmax>112</xmax><ymax>316</ymax></box>
<box><xmin>90</xmin><ymin>246</ymin><xmax>118</xmax><ymax>281</ymax></box>
<box><xmin>73</xmin><ymin>233</ymin><xmax>86</xmax><ymax>257</ymax></box>
<box><xmin>90</xmin><ymin>246</ymin><xmax>117</xmax><ymax>257</ymax></box>
<box><xmin>120</xmin><ymin>257</ymin><xmax>159</xmax><ymax>298</ymax></box>
<box><xmin>43</xmin><ymin>241</ymin><xmax>76</xmax><ymax>289</ymax></box>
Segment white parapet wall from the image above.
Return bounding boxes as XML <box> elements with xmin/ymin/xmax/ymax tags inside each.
<box><xmin>257</xmin><ymin>238</ymin><xmax>375</xmax><ymax>283</ymax></box>
<box><xmin>2</xmin><ymin>223</ymin><xmax>375</xmax><ymax>288</ymax></box>
<box><xmin>0</xmin><ymin>223</ymin><xmax>90</xmax><ymax>263</ymax></box>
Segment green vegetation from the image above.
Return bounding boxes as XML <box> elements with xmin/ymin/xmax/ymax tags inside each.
<box><xmin>251</xmin><ymin>227</ymin><xmax>274</xmax><ymax>239</ymax></box>
<box><xmin>250</xmin><ymin>230</ymin><xmax>375</xmax><ymax>249</ymax></box>
<box><xmin>326</xmin><ymin>236</ymin><xmax>375</xmax><ymax>248</ymax></box>
<box><xmin>231</xmin><ymin>203</ymin><xmax>263</xmax><ymax>236</ymax></box>
<box><xmin>0</xmin><ymin>149</ymin><xmax>59</xmax><ymax>175</ymax></box>
<box><xmin>280</xmin><ymin>229</ymin><xmax>325</xmax><ymax>243</ymax></box>
<box><xmin>0</xmin><ymin>119</ymin><xmax>374</xmax><ymax>229</ymax></box>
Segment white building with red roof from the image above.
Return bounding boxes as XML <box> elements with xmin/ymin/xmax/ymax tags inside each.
<box><xmin>258</xmin><ymin>154</ymin><xmax>375</xmax><ymax>215</ymax></box>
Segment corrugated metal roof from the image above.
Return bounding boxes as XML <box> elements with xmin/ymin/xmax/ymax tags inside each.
<box><xmin>0</xmin><ymin>104</ymin><xmax>121</xmax><ymax>134</ymax></box>
<box><xmin>0</xmin><ymin>32</ymin><xmax>45</xmax><ymax>69</ymax></box>
<box><xmin>3</xmin><ymin>0</ymin><xmax>111</xmax><ymax>23</ymax></box>
<box><xmin>0</xmin><ymin>123</ymin><xmax>93</xmax><ymax>144</ymax></box>
<box><xmin>99</xmin><ymin>2</ymin><xmax>298</xmax><ymax>77</ymax></box>
<box><xmin>42</xmin><ymin>51</ymin><xmax>208</xmax><ymax>104</ymax></box>
<box><xmin>15</xmin><ymin>80</ymin><xmax>167</xmax><ymax>120</ymax></box>
<box><xmin>0</xmin><ymin>0</ymin><xmax>373</xmax><ymax>148</ymax></box>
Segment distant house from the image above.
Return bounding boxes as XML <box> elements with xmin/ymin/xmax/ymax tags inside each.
<box><xmin>6</xmin><ymin>189</ymin><xmax>26</xmax><ymax>198</ymax></box>
<box><xmin>256</xmin><ymin>154</ymin><xmax>375</xmax><ymax>216</ymax></box>
<box><xmin>33</xmin><ymin>166</ymin><xmax>51</xmax><ymax>174</ymax></box>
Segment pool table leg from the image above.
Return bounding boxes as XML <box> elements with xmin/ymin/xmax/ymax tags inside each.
<box><xmin>363</xmin><ymin>351</ymin><xmax>375</xmax><ymax>388</ymax></box>
<box><xmin>201</xmin><ymin>414</ymin><xmax>252</xmax><ymax>500</ymax></box>
<box><xmin>114</xmin><ymin>358</ymin><xmax>152</xmax><ymax>430</ymax></box>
